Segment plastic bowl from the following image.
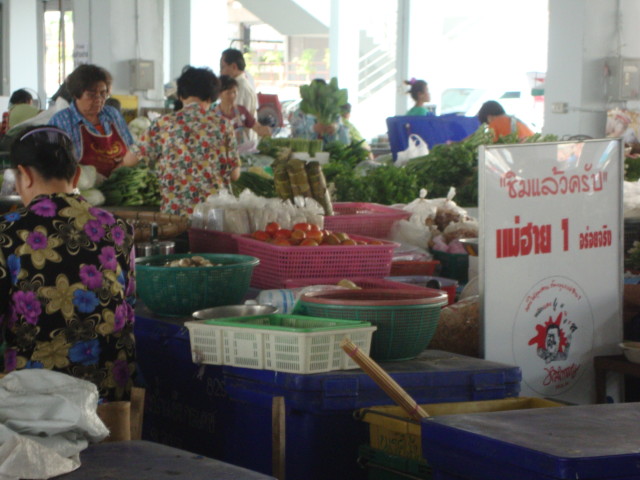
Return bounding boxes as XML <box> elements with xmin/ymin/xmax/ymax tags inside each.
<box><xmin>620</xmin><ymin>341</ymin><xmax>640</xmax><ymax>364</ymax></box>
<box><xmin>192</xmin><ymin>304</ymin><xmax>278</xmax><ymax>320</ymax></box>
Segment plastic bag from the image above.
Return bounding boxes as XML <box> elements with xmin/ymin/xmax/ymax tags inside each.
<box><xmin>428</xmin><ymin>295</ymin><xmax>480</xmax><ymax>357</ymax></box>
<box><xmin>395</xmin><ymin>134</ymin><xmax>429</xmax><ymax>166</ymax></box>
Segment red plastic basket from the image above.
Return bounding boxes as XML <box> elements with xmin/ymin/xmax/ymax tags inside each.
<box><xmin>235</xmin><ymin>234</ymin><xmax>398</xmax><ymax>289</ymax></box>
<box><xmin>188</xmin><ymin>228</ymin><xmax>238</xmax><ymax>254</ymax></box>
<box><xmin>324</xmin><ymin>203</ymin><xmax>411</xmax><ymax>239</ymax></box>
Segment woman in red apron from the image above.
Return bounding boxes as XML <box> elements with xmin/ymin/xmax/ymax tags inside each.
<box><xmin>49</xmin><ymin>64</ymin><xmax>134</xmax><ymax>177</ymax></box>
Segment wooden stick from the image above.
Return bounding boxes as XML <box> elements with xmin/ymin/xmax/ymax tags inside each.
<box><xmin>272</xmin><ymin>396</ymin><xmax>286</xmax><ymax>480</ymax></box>
<box><xmin>340</xmin><ymin>337</ymin><xmax>429</xmax><ymax>421</ymax></box>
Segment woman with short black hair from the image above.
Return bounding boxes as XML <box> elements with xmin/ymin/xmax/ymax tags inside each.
<box><xmin>0</xmin><ymin>125</ymin><xmax>136</xmax><ymax>401</ymax></box>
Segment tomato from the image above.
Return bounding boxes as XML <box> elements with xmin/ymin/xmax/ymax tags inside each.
<box><xmin>292</xmin><ymin>222</ymin><xmax>312</xmax><ymax>232</ymax></box>
<box><xmin>341</xmin><ymin>239</ymin><xmax>358</xmax><ymax>246</ymax></box>
<box><xmin>306</xmin><ymin>229</ymin><xmax>324</xmax><ymax>243</ymax></box>
<box><xmin>272</xmin><ymin>237</ymin><xmax>291</xmax><ymax>246</ymax></box>
<box><xmin>265</xmin><ymin>222</ymin><xmax>280</xmax><ymax>236</ymax></box>
<box><xmin>290</xmin><ymin>229</ymin><xmax>307</xmax><ymax>245</ymax></box>
<box><xmin>308</xmin><ymin>223</ymin><xmax>321</xmax><ymax>233</ymax></box>
<box><xmin>273</xmin><ymin>228</ymin><xmax>292</xmax><ymax>239</ymax></box>
<box><xmin>299</xmin><ymin>238</ymin><xmax>319</xmax><ymax>246</ymax></box>
<box><xmin>252</xmin><ymin>230</ymin><xmax>271</xmax><ymax>242</ymax></box>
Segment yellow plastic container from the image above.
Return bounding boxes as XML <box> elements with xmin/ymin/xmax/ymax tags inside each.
<box><xmin>357</xmin><ymin>397</ymin><xmax>564</xmax><ymax>461</ymax></box>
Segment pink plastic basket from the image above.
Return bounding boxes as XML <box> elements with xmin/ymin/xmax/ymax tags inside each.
<box><xmin>234</xmin><ymin>234</ymin><xmax>398</xmax><ymax>289</ymax></box>
<box><xmin>188</xmin><ymin>228</ymin><xmax>238</xmax><ymax>254</ymax></box>
<box><xmin>324</xmin><ymin>203</ymin><xmax>411</xmax><ymax>239</ymax></box>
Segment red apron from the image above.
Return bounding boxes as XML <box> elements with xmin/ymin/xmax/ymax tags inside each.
<box><xmin>79</xmin><ymin>124</ymin><xmax>128</xmax><ymax>177</ymax></box>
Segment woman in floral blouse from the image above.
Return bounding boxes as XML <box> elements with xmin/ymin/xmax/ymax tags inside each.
<box><xmin>0</xmin><ymin>126</ymin><xmax>136</xmax><ymax>401</ymax></box>
<box><xmin>122</xmin><ymin>66</ymin><xmax>240</xmax><ymax>217</ymax></box>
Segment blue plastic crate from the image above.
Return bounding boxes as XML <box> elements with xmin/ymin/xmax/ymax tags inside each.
<box><xmin>386</xmin><ymin>114</ymin><xmax>480</xmax><ymax>161</ymax></box>
<box><xmin>220</xmin><ymin>350</ymin><xmax>521</xmax><ymax>480</ymax></box>
<box><xmin>134</xmin><ymin>304</ymin><xmax>230</xmax><ymax>458</ymax></box>
<box><xmin>421</xmin><ymin>402</ymin><xmax>640</xmax><ymax>480</ymax></box>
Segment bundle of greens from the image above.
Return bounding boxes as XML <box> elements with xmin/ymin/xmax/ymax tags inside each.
<box><xmin>98</xmin><ymin>166</ymin><xmax>161</xmax><ymax>206</ymax></box>
<box><xmin>299</xmin><ymin>78</ymin><xmax>348</xmax><ymax>125</ymax></box>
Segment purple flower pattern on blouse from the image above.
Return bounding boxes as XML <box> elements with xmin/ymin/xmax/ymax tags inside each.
<box><xmin>98</xmin><ymin>246</ymin><xmax>117</xmax><ymax>271</ymax></box>
<box><xmin>89</xmin><ymin>207</ymin><xmax>116</xmax><ymax>226</ymax></box>
<box><xmin>79</xmin><ymin>264</ymin><xmax>103</xmax><ymax>290</ymax></box>
<box><xmin>84</xmin><ymin>219</ymin><xmax>106</xmax><ymax>242</ymax></box>
<box><xmin>13</xmin><ymin>290</ymin><xmax>41</xmax><ymax>324</ymax></box>
<box><xmin>0</xmin><ymin>193</ymin><xmax>136</xmax><ymax>401</ymax></box>
<box><xmin>30</xmin><ymin>198</ymin><xmax>57</xmax><ymax>217</ymax></box>
<box><xmin>27</xmin><ymin>231</ymin><xmax>48</xmax><ymax>250</ymax></box>
<box><xmin>110</xmin><ymin>225</ymin><xmax>126</xmax><ymax>246</ymax></box>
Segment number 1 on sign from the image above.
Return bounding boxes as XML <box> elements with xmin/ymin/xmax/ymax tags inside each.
<box><xmin>562</xmin><ymin>218</ymin><xmax>569</xmax><ymax>251</ymax></box>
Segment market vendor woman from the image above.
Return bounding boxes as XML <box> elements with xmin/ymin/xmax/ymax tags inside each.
<box><xmin>49</xmin><ymin>64</ymin><xmax>134</xmax><ymax>178</ymax></box>
<box><xmin>122</xmin><ymin>66</ymin><xmax>240</xmax><ymax>216</ymax></box>
<box><xmin>0</xmin><ymin>126</ymin><xmax>136</xmax><ymax>401</ymax></box>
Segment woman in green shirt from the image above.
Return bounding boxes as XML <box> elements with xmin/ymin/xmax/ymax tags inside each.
<box><xmin>405</xmin><ymin>78</ymin><xmax>433</xmax><ymax>116</ymax></box>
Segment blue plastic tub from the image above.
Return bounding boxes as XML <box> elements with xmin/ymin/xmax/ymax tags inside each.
<box><xmin>221</xmin><ymin>350</ymin><xmax>522</xmax><ymax>480</ymax></box>
<box><xmin>421</xmin><ymin>402</ymin><xmax>640</xmax><ymax>480</ymax></box>
<box><xmin>134</xmin><ymin>303</ymin><xmax>230</xmax><ymax>458</ymax></box>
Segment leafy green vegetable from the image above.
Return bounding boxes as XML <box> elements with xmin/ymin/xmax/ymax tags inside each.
<box><xmin>98</xmin><ymin>166</ymin><xmax>160</xmax><ymax>206</ymax></box>
<box><xmin>625</xmin><ymin>157</ymin><xmax>640</xmax><ymax>181</ymax></box>
<box><xmin>299</xmin><ymin>78</ymin><xmax>348</xmax><ymax>125</ymax></box>
<box><xmin>231</xmin><ymin>171</ymin><xmax>276</xmax><ymax>198</ymax></box>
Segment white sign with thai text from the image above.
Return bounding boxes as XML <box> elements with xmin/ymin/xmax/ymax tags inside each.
<box><xmin>479</xmin><ymin>139</ymin><xmax>623</xmax><ymax>404</ymax></box>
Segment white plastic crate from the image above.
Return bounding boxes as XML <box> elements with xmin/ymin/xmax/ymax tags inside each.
<box><xmin>185</xmin><ymin>315</ymin><xmax>376</xmax><ymax>374</ymax></box>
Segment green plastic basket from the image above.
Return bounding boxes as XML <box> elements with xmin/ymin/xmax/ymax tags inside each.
<box><xmin>296</xmin><ymin>289</ymin><xmax>447</xmax><ymax>361</ymax></box>
<box><xmin>135</xmin><ymin>253</ymin><xmax>259</xmax><ymax>316</ymax></box>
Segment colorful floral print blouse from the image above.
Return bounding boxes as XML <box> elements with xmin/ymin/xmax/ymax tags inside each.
<box><xmin>0</xmin><ymin>193</ymin><xmax>136</xmax><ymax>401</ymax></box>
<box><xmin>130</xmin><ymin>102</ymin><xmax>240</xmax><ymax>217</ymax></box>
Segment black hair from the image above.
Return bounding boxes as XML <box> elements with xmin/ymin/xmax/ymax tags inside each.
<box><xmin>10</xmin><ymin>126</ymin><xmax>78</xmax><ymax>181</ymax></box>
<box><xmin>177</xmin><ymin>66</ymin><xmax>220</xmax><ymax>102</ymax></box>
<box><xmin>219</xmin><ymin>75</ymin><xmax>239</xmax><ymax>92</ymax></box>
<box><xmin>105</xmin><ymin>97</ymin><xmax>122</xmax><ymax>112</ymax></box>
<box><xmin>221</xmin><ymin>48</ymin><xmax>246</xmax><ymax>71</ymax></box>
<box><xmin>9</xmin><ymin>89</ymin><xmax>33</xmax><ymax>106</ymax></box>
<box><xmin>51</xmin><ymin>82</ymin><xmax>72</xmax><ymax>103</ymax></box>
<box><xmin>66</xmin><ymin>64</ymin><xmax>113</xmax><ymax>99</ymax></box>
<box><xmin>477</xmin><ymin>100</ymin><xmax>506</xmax><ymax>124</ymax></box>
<box><xmin>341</xmin><ymin>103</ymin><xmax>352</xmax><ymax>115</ymax></box>
<box><xmin>404</xmin><ymin>79</ymin><xmax>428</xmax><ymax>101</ymax></box>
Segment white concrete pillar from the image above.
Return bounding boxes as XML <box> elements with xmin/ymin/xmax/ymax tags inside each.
<box><xmin>7</xmin><ymin>0</ymin><xmax>40</xmax><ymax>94</ymax></box>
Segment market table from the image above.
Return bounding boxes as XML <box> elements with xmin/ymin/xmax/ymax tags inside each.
<box><xmin>56</xmin><ymin>440</ymin><xmax>276</xmax><ymax>479</ymax></box>
<box><xmin>594</xmin><ymin>354</ymin><xmax>640</xmax><ymax>403</ymax></box>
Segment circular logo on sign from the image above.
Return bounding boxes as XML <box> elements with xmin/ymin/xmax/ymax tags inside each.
<box><xmin>512</xmin><ymin>276</ymin><xmax>594</xmax><ymax>396</ymax></box>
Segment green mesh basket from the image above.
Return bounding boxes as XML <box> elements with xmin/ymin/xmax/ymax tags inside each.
<box><xmin>295</xmin><ymin>289</ymin><xmax>447</xmax><ymax>361</ymax></box>
<box><xmin>136</xmin><ymin>253</ymin><xmax>259</xmax><ymax>317</ymax></box>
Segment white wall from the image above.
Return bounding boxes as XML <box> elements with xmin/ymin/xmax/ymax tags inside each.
<box><xmin>6</xmin><ymin>0</ymin><xmax>39</xmax><ymax>95</ymax></box>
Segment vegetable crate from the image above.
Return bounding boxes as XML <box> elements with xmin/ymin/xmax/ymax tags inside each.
<box><xmin>235</xmin><ymin>234</ymin><xmax>398</xmax><ymax>289</ymax></box>
<box><xmin>188</xmin><ymin>228</ymin><xmax>238</xmax><ymax>254</ymax></box>
<box><xmin>357</xmin><ymin>397</ymin><xmax>564</xmax><ymax>463</ymax></box>
<box><xmin>324</xmin><ymin>202</ymin><xmax>411</xmax><ymax>239</ymax></box>
<box><xmin>185</xmin><ymin>314</ymin><xmax>376</xmax><ymax>374</ymax></box>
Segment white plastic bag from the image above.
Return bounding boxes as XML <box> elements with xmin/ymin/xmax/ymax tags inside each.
<box><xmin>396</xmin><ymin>134</ymin><xmax>429</xmax><ymax>166</ymax></box>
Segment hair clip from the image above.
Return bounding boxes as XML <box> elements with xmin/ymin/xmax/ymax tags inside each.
<box><xmin>19</xmin><ymin>127</ymin><xmax>71</xmax><ymax>142</ymax></box>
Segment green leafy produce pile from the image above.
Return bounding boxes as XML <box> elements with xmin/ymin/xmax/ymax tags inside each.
<box><xmin>232</xmin><ymin>171</ymin><xmax>277</xmax><ymax>198</ymax></box>
<box><xmin>299</xmin><ymin>78</ymin><xmax>348</xmax><ymax>125</ymax></box>
<box><xmin>98</xmin><ymin>166</ymin><xmax>161</xmax><ymax>206</ymax></box>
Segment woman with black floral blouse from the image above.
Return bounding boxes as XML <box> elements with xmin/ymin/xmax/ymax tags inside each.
<box><xmin>0</xmin><ymin>126</ymin><xmax>136</xmax><ymax>401</ymax></box>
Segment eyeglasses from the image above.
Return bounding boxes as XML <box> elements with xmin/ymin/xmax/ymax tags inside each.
<box><xmin>84</xmin><ymin>89</ymin><xmax>110</xmax><ymax>100</ymax></box>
